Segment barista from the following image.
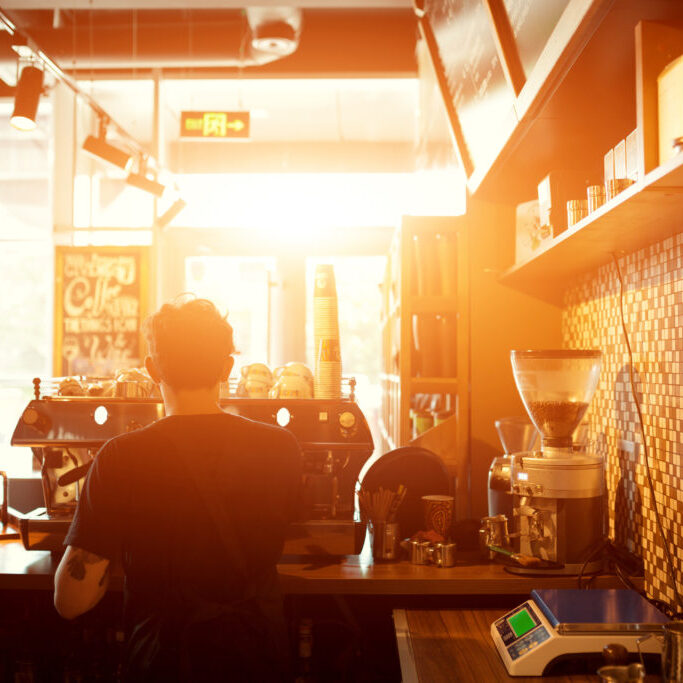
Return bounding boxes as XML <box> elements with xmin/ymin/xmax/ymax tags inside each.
<box><xmin>54</xmin><ymin>297</ymin><xmax>302</xmax><ymax>682</ymax></box>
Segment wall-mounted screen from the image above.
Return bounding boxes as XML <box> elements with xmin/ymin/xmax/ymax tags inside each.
<box><xmin>502</xmin><ymin>0</ymin><xmax>570</xmax><ymax>78</ymax></box>
<box><xmin>424</xmin><ymin>0</ymin><xmax>516</xmax><ymax>173</ymax></box>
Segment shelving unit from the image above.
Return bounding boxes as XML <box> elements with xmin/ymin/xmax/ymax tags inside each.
<box><xmin>501</xmin><ymin>151</ymin><xmax>683</xmax><ymax>305</ymax></box>
<box><xmin>379</xmin><ymin>215</ymin><xmax>469</xmax><ymax>495</ymax></box>
<box><xmin>499</xmin><ymin>16</ymin><xmax>683</xmax><ymax>305</ymax></box>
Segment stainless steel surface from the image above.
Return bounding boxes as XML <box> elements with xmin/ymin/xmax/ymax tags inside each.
<box><xmin>480</xmin><ymin>515</ymin><xmax>510</xmax><ymax>559</ymax></box>
<box><xmin>427</xmin><ymin>542</ymin><xmax>456</xmax><ymax>568</ymax></box>
<box><xmin>596</xmin><ymin>663</ymin><xmax>645</xmax><ymax>682</ymax></box>
<box><xmin>487</xmin><ymin>455</ymin><xmax>513</xmax><ymax>518</ymax></box>
<box><xmin>662</xmin><ymin>621</ymin><xmax>683</xmax><ymax>682</ymax></box>
<box><xmin>369</xmin><ymin>521</ymin><xmax>399</xmax><ymax>561</ymax></box>
<box><xmin>532</xmin><ymin>589</ymin><xmax>669</xmax><ymax>632</ymax></box>
<box><xmin>409</xmin><ymin>539</ymin><xmax>431</xmax><ymax>565</ymax></box>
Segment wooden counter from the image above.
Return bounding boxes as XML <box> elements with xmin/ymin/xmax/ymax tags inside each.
<box><xmin>0</xmin><ymin>539</ymin><xmax>630</xmax><ymax>595</ymax></box>
<box><xmin>394</xmin><ymin>608</ymin><xmax>659</xmax><ymax>682</ymax></box>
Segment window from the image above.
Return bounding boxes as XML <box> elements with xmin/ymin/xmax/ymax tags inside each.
<box><xmin>185</xmin><ymin>256</ymin><xmax>275</xmax><ymax>369</ymax></box>
<box><xmin>306</xmin><ymin>256</ymin><xmax>386</xmax><ymax>455</ymax></box>
<box><xmin>0</xmin><ymin>104</ymin><xmax>53</xmax><ymax>477</ymax></box>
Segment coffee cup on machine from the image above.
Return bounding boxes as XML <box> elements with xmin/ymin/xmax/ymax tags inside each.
<box><xmin>273</xmin><ymin>362</ymin><xmax>314</xmax><ymax>395</ymax></box>
<box><xmin>269</xmin><ymin>374</ymin><xmax>313</xmax><ymax>399</ymax></box>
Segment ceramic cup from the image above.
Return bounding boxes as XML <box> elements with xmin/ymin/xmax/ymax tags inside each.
<box><xmin>274</xmin><ymin>362</ymin><xmax>314</xmax><ymax>395</ymax></box>
<box><xmin>243</xmin><ymin>379</ymin><xmax>270</xmax><ymax>398</ymax></box>
<box><xmin>269</xmin><ymin>374</ymin><xmax>313</xmax><ymax>399</ymax></box>
<box><xmin>240</xmin><ymin>363</ymin><xmax>272</xmax><ymax>384</ymax></box>
<box><xmin>422</xmin><ymin>494</ymin><xmax>454</xmax><ymax>539</ymax></box>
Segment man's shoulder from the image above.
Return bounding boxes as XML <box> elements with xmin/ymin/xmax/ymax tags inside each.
<box><xmin>228</xmin><ymin>413</ymin><xmax>300</xmax><ymax>451</ymax></box>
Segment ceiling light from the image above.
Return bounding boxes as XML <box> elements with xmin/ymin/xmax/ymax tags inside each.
<box><xmin>126</xmin><ymin>157</ymin><xmax>165</xmax><ymax>198</ymax></box>
<box><xmin>83</xmin><ymin>117</ymin><xmax>133</xmax><ymax>171</ymax></box>
<box><xmin>11</xmin><ymin>62</ymin><xmax>43</xmax><ymax>131</ymax></box>
<box><xmin>156</xmin><ymin>198</ymin><xmax>187</xmax><ymax>229</ymax></box>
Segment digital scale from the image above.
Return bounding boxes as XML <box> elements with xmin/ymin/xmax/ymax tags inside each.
<box><xmin>491</xmin><ymin>589</ymin><xmax>668</xmax><ymax>676</ymax></box>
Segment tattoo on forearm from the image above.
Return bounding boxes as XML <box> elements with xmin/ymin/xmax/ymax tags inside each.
<box><xmin>66</xmin><ymin>549</ymin><xmax>105</xmax><ymax>582</ymax></box>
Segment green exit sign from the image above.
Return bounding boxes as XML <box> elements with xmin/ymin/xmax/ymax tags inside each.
<box><xmin>180</xmin><ymin>111</ymin><xmax>250</xmax><ymax>139</ymax></box>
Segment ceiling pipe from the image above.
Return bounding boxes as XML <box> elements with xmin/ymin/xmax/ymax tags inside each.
<box><xmin>3</xmin><ymin>8</ymin><xmax>302</xmax><ymax>70</ymax></box>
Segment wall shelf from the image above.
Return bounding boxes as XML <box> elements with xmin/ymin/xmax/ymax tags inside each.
<box><xmin>410</xmin><ymin>378</ymin><xmax>459</xmax><ymax>393</ymax></box>
<box><xmin>500</xmin><ymin>151</ymin><xmax>683</xmax><ymax>306</ymax></box>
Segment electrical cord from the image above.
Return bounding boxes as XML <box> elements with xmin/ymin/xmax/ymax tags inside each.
<box><xmin>577</xmin><ymin>538</ymin><xmax>609</xmax><ymax>589</ymax></box>
<box><xmin>611</xmin><ymin>252</ymin><xmax>682</xmax><ymax>612</ymax></box>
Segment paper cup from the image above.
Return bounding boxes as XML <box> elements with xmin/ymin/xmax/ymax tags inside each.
<box><xmin>422</xmin><ymin>495</ymin><xmax>454</xmax><ymax>538</ymax></box>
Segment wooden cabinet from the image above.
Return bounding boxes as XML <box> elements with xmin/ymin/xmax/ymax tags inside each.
<box><xmin>379</xmin><ymin>216</ymin><xmax>470</xmax><ymax>500</ymax></box>
<box><xmin>419</xmin><ymin>0</ymin><xmax>683</xmax><ymax>302</ymax></box>
<box><xmin>500</xmin><ymin>18</ymin><xmax>683</xmax><ymax>303</ymax></box>
<box><xmin>380</xmin><ymin>208</ymin><xmax>563</xmax><ymax>520</ymax></box>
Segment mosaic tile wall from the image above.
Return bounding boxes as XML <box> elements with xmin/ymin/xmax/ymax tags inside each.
<box><xmin>562</xmin><ymin>231</ymin><xmax>683</xmax><ymax>607</ymax></box>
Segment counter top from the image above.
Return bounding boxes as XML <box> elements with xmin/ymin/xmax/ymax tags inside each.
<box><xmin>0</xmin><ymin>539</ymin><xmax>631</xmax><ymax>595</ymax></box>
<box><xmin>394</xmin><ymin>608</ymin><xmax>660</xmax><ymax>682</ymax></box>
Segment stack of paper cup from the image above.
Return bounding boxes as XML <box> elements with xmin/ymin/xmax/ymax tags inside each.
<box><xmin>316</xmin><ymin>338</ymin><xmax>342</xmax><ymax>399</ymax></box>
<box><xmin>313</xmin><ymin>264</ymin><xmax>341</xmax><ymax>398</ymax></box>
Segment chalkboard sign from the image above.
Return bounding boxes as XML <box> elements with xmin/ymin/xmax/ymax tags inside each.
<box><xmin>54</xmin><ymin>246</ymin><xmax>150</xmax><ymax>377</ymax></box>
<box><xmin>425</xmin><ymin>0</ymin><xmax>516</xmax><ymax>172</ymax></box>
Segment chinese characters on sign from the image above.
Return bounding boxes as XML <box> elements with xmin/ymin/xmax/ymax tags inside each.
<box><xmin>54</xmin><ymin>247</ymin><xmax>149</xmax><ymax>376</ymax></box>
<box><xmin>180</xmin><ymin>111</ymin><xmax>250</xmax><ymax>139</ymax></box>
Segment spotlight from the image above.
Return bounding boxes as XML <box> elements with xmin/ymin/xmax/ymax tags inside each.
<box><xmin>156</xmin><ymin>198</ymin><xmax>187</xmax><ymax>229</ymax></box>
<box><xmin>83</xmin><ymin>118</ymin><xmax>133</xmax><ymax>171</ymax></box>
<box><xmin>126</xmin><ymin>158</ymin><xmax>165</xmax><ymax>198</ymax></box>
<box><xmin>11</xmin><ymin>62</ymin><xmax>44</xmax><ymax>131</ymax></box>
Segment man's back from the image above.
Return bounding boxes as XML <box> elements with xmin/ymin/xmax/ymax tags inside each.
<box><xmin>65</xmin><ymin>411</ymin><xmax>301</xmax><ymax>681</ymax></box>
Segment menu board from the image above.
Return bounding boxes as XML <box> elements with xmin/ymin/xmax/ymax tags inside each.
<box><xmin>425</xmin><ymin>0</ymin><xmax>517</xmax><ymax>172</ymax></box>
<box><xmin>54</xmin><ymin>246</ymin><xmax>150</xmax><ymax>377</ymax></box>
<box><xmin>503</xmin><ymin>0</ymin><xmax>569</xmax><ymax>78</ymax></box>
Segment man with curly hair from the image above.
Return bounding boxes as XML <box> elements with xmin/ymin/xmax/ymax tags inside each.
<box><xmin>54</xmin><ymin>297</ymin><xmax>301</xmax><ymax>681</ymax></box>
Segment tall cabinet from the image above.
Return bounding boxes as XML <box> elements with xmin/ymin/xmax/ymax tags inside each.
<box><xmin>380</xmin><ymin>215</ymin><xmax>470</xmax><ymax>514</ymax></box>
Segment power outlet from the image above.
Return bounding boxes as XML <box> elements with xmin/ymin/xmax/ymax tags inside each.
<box><xmin>618</xmin><ymin>439</ymin><xmax>640</xmax><ymax>457</ymax></box>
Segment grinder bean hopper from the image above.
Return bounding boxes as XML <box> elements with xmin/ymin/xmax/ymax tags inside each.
<box><xmin>507</xmin><ymin>350</ymin><xmax>605</xmax><ymax>575</ymax></box>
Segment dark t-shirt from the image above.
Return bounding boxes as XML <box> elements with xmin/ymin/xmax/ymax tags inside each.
<box><xmin>65</xmin><ymin>411</ymin><xmax>302</xmax><ymax>682</ymax></box>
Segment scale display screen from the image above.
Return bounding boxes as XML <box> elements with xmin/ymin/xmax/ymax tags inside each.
<box><xmin>508</xmin><ymin>608</ymin><xmax>537</xmax><ymax>638</ymax></box>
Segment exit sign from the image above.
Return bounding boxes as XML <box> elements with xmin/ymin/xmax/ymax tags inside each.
<box><xmin>180</xmin><ymin>111</ymin><xmax>250</xmax><ymax>139</ymax></box>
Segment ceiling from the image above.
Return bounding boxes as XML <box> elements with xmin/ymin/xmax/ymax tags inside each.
<box><xmin>0</xmin><ymin>2</ymin><xmax>417</xmax><ymax>80</ymax></box>
<box><xmin>0</xmin><ymin>2</ymin><xmax>421</xmax><ymax>171</ymax></box>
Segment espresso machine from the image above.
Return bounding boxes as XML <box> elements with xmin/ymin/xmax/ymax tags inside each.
<box><xmin>11</xmin><ymin>376</ymin><xmax>373</xmax><ymax>555</ymax></box>
<box><xmin>507</xmin><ymin>350</ymin><xmax>605</xmax><ymax>574</ymax></box>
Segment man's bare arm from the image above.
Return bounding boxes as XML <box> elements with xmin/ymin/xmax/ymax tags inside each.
<box><xmin>54</xmin><ymin>545</ymin><xmax>111</xmax><ymax>619</ymax></box>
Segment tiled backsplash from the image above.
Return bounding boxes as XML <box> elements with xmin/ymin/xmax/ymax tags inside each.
<box><xmin>563</xmin><ymin>231</ymin><xmax>683</xmax><ymax>607</ymax></box>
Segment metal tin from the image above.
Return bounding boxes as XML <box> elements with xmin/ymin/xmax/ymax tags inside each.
<box><xmin>427</xmin><ymin>542</ymin><xmax>457</xmax><ymax>568</ymax></box>
<box><xmin>409</xmin><ymin>539</ymin><xmax>432</xmax><ymax>565</ymax></box>
<box><xmin>663</xmin><ymin>621</ymin><xmax>683</xmax><ymax>682</ymax></box>
<box><xmin>369</xmin><ymin>521</ymin><xmax>399</xmax><ymax>562</ymax></box>
<box><xmin>566</xmin><ymin>199</ymin><xmax>588</xmax><ymax>227</ymax></box>
<box><xmin>605</xmin><ymin>178</ymin><xmax>634</xmax><ymax>201</ymax></box>
<box><xmin>587</xmin><ymin>184</ymin><xmax>606</xmax><ymax>212</ymax></box>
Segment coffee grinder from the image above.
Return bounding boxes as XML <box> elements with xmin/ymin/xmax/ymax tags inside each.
<box><xmin>508</xmin><ymin>350</ymin><xmax>604</xmax><ymax>574</ymax></box>
<box><xmin>488</xmin><ymin>417</ymin><xmax>539</xmax><ymax>520</ymax></box>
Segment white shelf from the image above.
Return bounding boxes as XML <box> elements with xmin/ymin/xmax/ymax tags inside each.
<box><xmin>500</xmin><ymin>152</ymin><xmax>683</xmax><ymax>306</ymax></box>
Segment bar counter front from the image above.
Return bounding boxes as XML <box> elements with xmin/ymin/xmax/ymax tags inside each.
<box><xmin>0</xmin><ymin>537</ymin><xmax>644</xmax><ymax>682</ymax></box>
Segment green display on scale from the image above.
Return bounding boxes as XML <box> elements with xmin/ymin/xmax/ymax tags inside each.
<box><xmin>508</xmin><ymin>609</ymin><xmax>536</xmax><ymax>638</ymax></box>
